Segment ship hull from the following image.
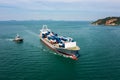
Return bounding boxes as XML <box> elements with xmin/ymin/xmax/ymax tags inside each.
<box><xmin>13</xmin><ymin>38</ymin><xmax>23</xmax><ymax>42</ymax></box>
<box><xmin>40</xmin><ymin>37</ymin><xmax>80</xmax><ymax>60</ymax></box>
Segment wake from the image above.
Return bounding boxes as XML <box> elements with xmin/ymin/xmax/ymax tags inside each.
<box><xmin>0</xmin><ymin>38</ymin><xmax>13</xmax><ymax>41</ymax></box>
<box><xmin>25</xmin><ymin>30</ymin><xmax>39</xmax><ymax>37</ymax></box>
<box><xmin>5</xmin><ymin>39</ymin><xmax>14</xmax><ymax>41</ymax></box>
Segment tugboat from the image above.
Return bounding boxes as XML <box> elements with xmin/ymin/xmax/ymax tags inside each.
<box><xmin>40</xmin><ymin>25</ymin><xmax>80</xmax><ymax>60</ymax></box>
<box><xmin>13</xmin><ymin>34</ymin><xmax>23</xmax><ymax>42</ymax></box>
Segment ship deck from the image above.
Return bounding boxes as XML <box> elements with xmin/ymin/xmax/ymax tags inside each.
<box><xmin>66</xmin><ymin>46</ymin><xmax>80</xmax><ymax>50</ymax></box>
<box><xmin>43</xmin><ymin>37</ymin><xmax>80</xmax><ymax>50</ymax></box>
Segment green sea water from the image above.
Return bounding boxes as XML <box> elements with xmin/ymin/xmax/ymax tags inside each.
<box><xmin>0</xmin><ymin>21</ymin><xmax>120</xmax><ymax>80</ymax></box>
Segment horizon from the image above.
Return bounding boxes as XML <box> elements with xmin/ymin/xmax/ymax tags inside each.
<box><xmin>0</xmin><ymin>0</ymin><xmax>120</xmax><ymax>21</ymax></box>
<box><xmin>0</xmin><ymin>19</ymin><xmax>93</xmax><ymax>21</ymax></box>
<box><xmin>0</xmin><ymin>16</ymin><xmax>120</xmax><ymax>22</ymax></box>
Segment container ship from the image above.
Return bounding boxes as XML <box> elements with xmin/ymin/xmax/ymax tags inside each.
<box><xmin>39</xmin><ymin>25</ymin><xmax>80</xmax><ymax>60</ymax></box>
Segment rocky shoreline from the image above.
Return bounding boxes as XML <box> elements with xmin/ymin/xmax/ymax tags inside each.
<box><xmin>92</xmin><ymin>17</ymin><xmax>120</xmax><ymax>26</ymax></box>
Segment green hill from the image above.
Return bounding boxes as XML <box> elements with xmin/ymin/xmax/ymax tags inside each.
<box><xmin>92</xmin><ymin>17</ymin><xmax>120</xmax><ymax>26</ymax></box>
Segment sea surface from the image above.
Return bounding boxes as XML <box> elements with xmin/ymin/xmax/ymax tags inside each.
<box><xmin>0</xmin><ymin>21</ymin><xmax>120</xmax><ymax>80</ymax></box>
